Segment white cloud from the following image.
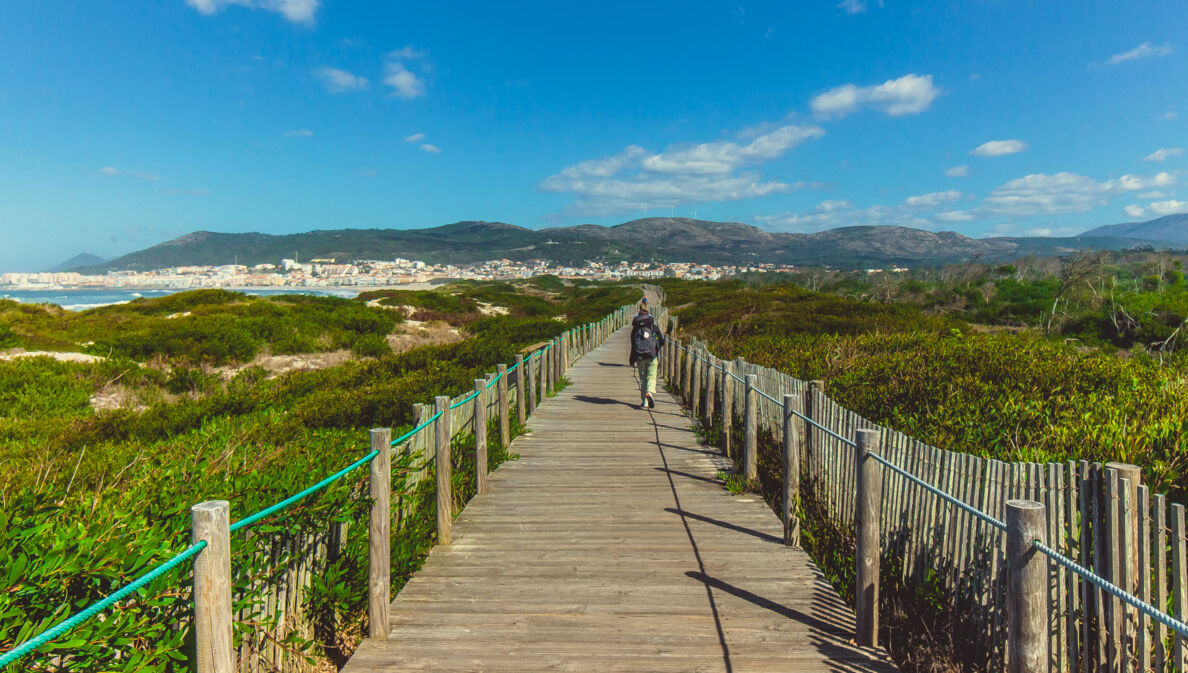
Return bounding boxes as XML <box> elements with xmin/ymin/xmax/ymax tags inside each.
<box><xmin>404</xmin><ymin>132</ymin><xmax>425</xmax><ymax>143</ymax></box>
<box><xmin>357</xmin><ymin>169</ymin><xmax>378</xmax><ymax>177</ymax></box>
<box><xmin>945</xmin><ymin>165</ymin><xmax>969</xmax><ymax>178</ymax></box>
<box><xmin>935</xmin><ymin>210</ymin><xmax>977</xmax><ymax>222</ymax></box>
<box><xmin>384</xmin><ymin>46</ymin><xmax>428</xmax><ymax>99</ymax></box>
<box><xmin>1107</xmin><ymin>42</ymin><xmax>1173</xmax><ymax>65</ymax></box>
<box><xmin>97</xmin><ymin>166</ymin><xmax>161</xmax><ymax>182</ymax></box>
<box><xmin>981</xmin><ymin>171</ymin><xmax>1176</xmax><ymax>216</ymax></box>
<box><xmin>186</xmin><ymin>0</ymin><xmax>319</xmax><ymax>23</ymax></box>
<box><xmin>284</xmin><ymin>129</ymin><xmax>313</xmax><ymax>137</ymax></box>
<box><xmin>1150</xmin><ymin>200</ymin><xmax>1188</xmax><ymax>216</ymax></box>
<box><xmin>162</xmin><ymin>189</ymin><xmax>211</xmax><ymax>196</ymax></box>
<box><xmin>810</xmin><ymin>74</ymin><xmax>940</xmax><ymax>119</ymax></box>
<box><xmin>541</xmin><ymin>124</ymin><xmax>826</xmax><ymax>216</ymax></box>
<box><xmin>1139</xmin><ymin>191</ymin><xmax>1168</xmax><ymax>199</ymax></box>
<box><xmin>420</xmin><ymin>144</ymin><xmax>441</xmax><ymax>154</ymax></box>
<box><xmin>971</xmin><ymin>139</ymin><xmax>1028</xmax><ymax>157</ymax></box>
<box><xmin>640</xmin><ymin>125</ymin><xmax>824</xmax><ymax>175</ymax></box>
<box><xmin>837</xmin><ymin>0</ymin><xmax>866</xmax><ymax>13</ymax></box>
<box><xmin>1107</xmin><ymin>172</ymin><xmax>1175</xmax><ymax>191</ymax></box>
<box><xmin>756</xmin><ymin>199</ymin><xmax>936</xmax><ymax>232</ymax></box>
<box><xmin>903</xmin><ymin>190</ymin><xmax>963</xmax><ymax>208</ymax></box>
<box><xmin>313</xmin><ymin>67</ymin><xmax>368</xmax><ymax>94</ymax></box>
<box><xmin>1162</xmin><ymin>112</ymin><xmax>1179</xmax><ymax>121</ymax></box>
<box><xmin>1125</xmin><ymin>205</ymin><xmax>1146</xmax><ymax>218</ymax></box>
<box><xmin>1143</xmin><ymin>147</ymin><xmax>1184</xmax><ymax>162</ymax></box>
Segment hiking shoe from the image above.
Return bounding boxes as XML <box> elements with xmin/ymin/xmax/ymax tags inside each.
<box><xmin>646</xmin><ymin>393</ymin><xmax>655</xmax><ymax>409</ymax></box>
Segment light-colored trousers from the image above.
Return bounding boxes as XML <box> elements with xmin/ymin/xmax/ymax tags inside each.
<box><xmin>635</xmin><ymin>356</ymin><xmax>657</xmax><ymax>399</ymax></box>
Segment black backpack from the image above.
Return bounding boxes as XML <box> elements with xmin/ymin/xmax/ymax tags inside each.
<box><xmin>633</xmin><ymin>318</ymin><xmax>658</xmax><ymax>358</ymax></box>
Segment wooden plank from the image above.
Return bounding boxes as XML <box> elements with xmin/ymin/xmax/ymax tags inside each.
<box><xmin>342</xmin><ymin>324</ymin><xmax>898</xmax><ymax>673</ymax></box>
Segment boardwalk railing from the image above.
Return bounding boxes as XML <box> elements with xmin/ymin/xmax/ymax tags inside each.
<box><xmin>1</xmin><ymin>303</ymin><xmax>640</xmax><ymax>672</ymax></box>
<box><xmin>662</xmin><ymin>329</ymin><xmax>1188</xmax><ymax>673</ymax></box>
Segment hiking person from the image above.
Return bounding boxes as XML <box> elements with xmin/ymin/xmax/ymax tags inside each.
<box><xmin>629</xmin><ymin>305</ymin><xmax>664</xmax><ymax>409</ymax></box>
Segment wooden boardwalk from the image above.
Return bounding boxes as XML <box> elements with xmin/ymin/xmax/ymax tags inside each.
<box><xmin>343</xmin><ymin>328</ymin><xmax>899</xmax><ymax>673</ymax></box>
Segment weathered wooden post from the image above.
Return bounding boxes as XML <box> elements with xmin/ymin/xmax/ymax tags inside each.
<box><xmin>806</xmin><ymin>380</ymin><xmax>824</xmax><ymax>482</ymax></box>
<box><xmin>1006</xmin><ymin>499</ymin><xmax>1049</xmax><ymax>673</ymax></box>
<box><xmin>691</xmin><ymin>344</ymin><xmax>702</xmax><ymax>418</ymax></box>
<box><xmin>473</xmin><ymin>379</ymin><xmax>488</xmax><ymax>495</ymax></box>
<box><xmin>555</xmin><ymin>337</ymin><xmax>563</xmax><ymax>382</ymax></box>
<box><xmin>703</xmin><ymin>355</ymin><xmax>716</xmax><ymax>429</ymax></box>
<box><xmin>192</xmin><ymin>500</ymin><xmax>233</xmax><ymax>673</ymax></box>
<box><xmin>721</xmin><ymin>361</ymin><xmax>734</xmax><ymax>457</ymax></box>
<box><xmin>783</xmin><ymin>394</ymin><xmax>801</xmax><ymax>547</ymax></box>
<box><xmin>497</xmin><ymin>364</ymin><xmax>510</xmax><ymax>448</ymax></box>
<box><xmin>368</xmin><ymin>427</ymin><xmax>391</xmax><ymax>638</ymax></box>
<box><xmin>683</xmin><ymin>340</ymin><xmax>695</xmax><ymax>404</ymax></box>
<box><xmin>434</xmin><ymin>395</ymin><xmax>452</xmax><ymax>545</ymax></box>
<box><xmin>527</xmin><ymin>353</ymin><xmax>538</xmax><ymax>416</ymax></box>
<box><xmin>514</xmin><ymin>355</ymin><xmax>526</xmax><ymax>424</ymax></box>
<box><xmin>744</xmin><ymin>374</ymin><xmax>757</xmax><ymax>481</ymax></box>
<box><xmin>854</xmin><ymin>428</ymin><xmax>881</xmax><ymax>647</ymax></box>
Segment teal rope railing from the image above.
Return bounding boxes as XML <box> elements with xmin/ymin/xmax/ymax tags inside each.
<box><xmin>1</xmin><ymin>312</ymin><xmax>625</xmax><ymax>669</ymax></box>
<box><xmin>390</xmin><ymin>410</ymin><xmax>443</xmax><ymax>446</ymax></box>
<box><xmin>229</xmin><ymin>449</ymin><xmax>381</xmax><ymax>533</ymax></box>
<box><xmin>0</xmin><ymin>541</ymin><xmax>208</xmax><ymax>669</ymax></box>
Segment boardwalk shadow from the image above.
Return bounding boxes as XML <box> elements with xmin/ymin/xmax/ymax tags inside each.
<box><xmin>665</xmin><ymin>507</ymin><xmax>784</xmax><ymax>544</ymax></box>
<box><xmin>596</xmin><ymin>362</ymin><xmax>630</xmax><ymax>367</ymax></box>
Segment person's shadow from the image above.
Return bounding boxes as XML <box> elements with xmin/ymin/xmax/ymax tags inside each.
<box><xmin>574</xmin><ymin>394</ymin><xmax>637</xmax><ymax>407</ymax></box>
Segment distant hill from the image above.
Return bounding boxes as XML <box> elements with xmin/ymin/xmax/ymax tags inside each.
<box><xmin>49</xmin><ymin>252</ymin><xmax>106</xmax><ymax>272</ymax></box>
<box><xmin>75</xmin><ymin>217</ymin><xmax>1172</xmax><ymax>273</ymax></box>
<box><xmin>1083</xmin><ymin>213</ymin><xmax>1188</xmax><ymax>246</ymax></box>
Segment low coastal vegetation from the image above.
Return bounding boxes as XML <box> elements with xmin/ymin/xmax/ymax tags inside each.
<box><xmin>0</xmin><ymin>279</ymin><xmax>636</xmax><ymax>670</ymax></box>
<box><xmin>663</xmin><ymin>273</ymin><xmax>1188</xmax><ymax>497</ymax></box>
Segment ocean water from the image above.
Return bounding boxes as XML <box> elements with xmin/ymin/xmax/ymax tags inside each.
<box><xmin>1</xmin><ymin>288</ymin><xmax>360</xmax><ymax>311</ymax></box>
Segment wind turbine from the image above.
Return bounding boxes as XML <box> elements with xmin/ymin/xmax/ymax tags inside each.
<box><xmin>692</xmin><ymin>208</ymin><xmax>698</xmax><ymax>219</ymax></box>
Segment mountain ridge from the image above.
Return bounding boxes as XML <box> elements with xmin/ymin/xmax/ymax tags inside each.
<box><xmin>73</xmin><ymin>217</ymin><xmax>1181</xmax><ymax>273</ymax></box>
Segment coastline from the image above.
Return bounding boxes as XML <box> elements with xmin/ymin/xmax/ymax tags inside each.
<box><xmin>0</xmin><ymin>283</ymin><xmax>444</xmax><ymax>311</ymax></box>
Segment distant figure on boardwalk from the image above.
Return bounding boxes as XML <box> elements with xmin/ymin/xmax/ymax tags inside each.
<box><xmin>629</xmin><ymin>305</ymin><xmax>664</xmax><ymax>409</ymax></box>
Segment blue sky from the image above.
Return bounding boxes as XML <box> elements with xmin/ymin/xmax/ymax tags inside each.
<box><xmin>0</xmin><ymin>1</ymin><xmax>1184</xmax><ymax>271</ymax></box>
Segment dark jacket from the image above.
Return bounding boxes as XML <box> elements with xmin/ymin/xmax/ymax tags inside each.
<box><xmin>629</xmin><ymin>313</ymin><xmax>665</xmax><ymax>365</ymax></box>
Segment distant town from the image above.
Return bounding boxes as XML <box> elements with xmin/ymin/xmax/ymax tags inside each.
<box><xmin>0</xmin><ymin>257</ymin><xmax>878</xmax><ymax>291</ymax></box>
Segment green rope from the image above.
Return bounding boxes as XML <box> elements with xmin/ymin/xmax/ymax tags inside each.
<box><xmin>0</xmin><ymin>541</ymin><xmax>207</xmax><ymax>669</ymax></box>
<box><xmin>229</xmin><ymin>449</ymin><xmax>379</xmax><ymax>533</ymax></box>
<box><xmin>449</xmin><ymin>390</ymin><xmax>480</xmax><ymax>410</ymax></box>
<box><xmin>390</xmin><ymin>409</ymin><xmax>443</xmax><ymax>446</ymax></box>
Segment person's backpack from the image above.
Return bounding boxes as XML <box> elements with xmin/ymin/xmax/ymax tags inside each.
<box><xmin>633</xmin><ymin>319</ymin><xmax>657</xmax><ymax>358</ymax></box>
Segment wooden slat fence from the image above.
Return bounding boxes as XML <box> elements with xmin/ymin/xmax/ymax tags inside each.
<box><xmin>662</xmin><ymin>327</ymin><xmax>1188</xmax><ymax>673</ymax></box>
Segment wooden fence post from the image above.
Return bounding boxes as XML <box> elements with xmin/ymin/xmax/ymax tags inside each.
<box><xmin>556</xmin><ymin>337</ymin><xmax>563</xmax><ymax>381</ymax></box>
<box><xmin>691</xmin><ymin>344</ymin><xmax>702</xmax><ymax>418</ymax></box>
<box><xmin>806</xmin><ymin>380</ymin><xmax>824</xmax><ymax>482</ymax></box>
<box><xmin>854</xmin><ymin>429</ymin><xmax>881</xmax><ymax>647</ymax></box>
<box><xmin>684</xmin><ymin>340</ymin><xmax>695</xmax><ymax>405</ymax></box>
<box><xmin>527</xmin><ymin>354</ymin><xmax>537</xmax><ymax>417</ymax></box>
<box><xmin>783</xmin><ymin>394</ymin><xmax>801</xmax><ymax>547</ymax></box>
<box><xmin>497</xmin><ymin>364</ymin><xmax>510</xmax><ymax>448</ymax></box>
<box><xmin>368</xmin><ymin>427</ymin><xmax>391</xmax><ymax>638</ymax></box>
<box><xmin>1007</xmin><ymin>499</ymin><xmax>1049</xmax><ymax>673</ymax></box>
<box><xmin>514</xmin><ymin>355</ymin><xmax>526</xmax><ymax>425</ymax></box>
<box><xmin>434</xmin><ymin>395</ymin><xmax>452</xmax><ymax>545</ymax></box>
<box><xmin>192</xmin><ymin>500</ymin><xmax>233</xmax><ymax>673</ymax></box>
<box><xmin>474</xmin><ymin>379</ymin><xmax>488</xmax><ymax>495</ymax></box>
<box><xmin>721</xmin><ymin>361</ymin><xmax>733</xmax><ymax>458</ymax></box>
<box><xmin>744</xmin><ymin>374</ymin><xmax>757</xmax><ymax>481</ymax></box>
<box><xmin>703</xmin><ymin>355</ymin><xmax>716</xmax><ymax>429</ymax></box>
